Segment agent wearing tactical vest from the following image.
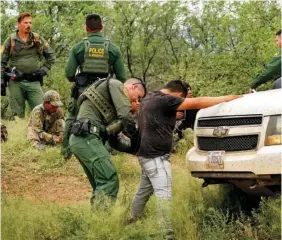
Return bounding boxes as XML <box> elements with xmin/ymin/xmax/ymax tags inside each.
<box><xmin>69</xmin><ymin>78</ymin><xmax>145</xmax><ymax>206</ymax></box>
<box><xmin>1</xmin><ymin>12</ymin><xmax>56</xmax><ymax>118</ymax></box>
<box><xmin>61</xmin><ymin>13</ymin><xmax>127</xmax><ymax>159</ymax></box>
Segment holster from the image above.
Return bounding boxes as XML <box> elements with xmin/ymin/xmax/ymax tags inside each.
<box><xmin>12</xmin><ymin>69</ymin><xmax>24</xmax><ymax>81</ymax></box>
<box><xmin>3</xmin><ymin>71</ymin><xmax>11</xmax><ymax>85</ymax></box>
<box><xmin>70</xmin><ymin>119</ymin><xmax>91</xmax><ymax>136</ymax></box>
<box><xmin>1</xmin><ymin>83</ymin><xmax>6</xmax><ymax>96</ymax></box>
<box><xmin>71</xmin><ymin>118</ymin><xmax>108</xmax><ymax>140</ymax></box>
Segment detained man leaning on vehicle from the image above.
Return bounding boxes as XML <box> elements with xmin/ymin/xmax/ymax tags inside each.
<box><xmin>129</xmin><ymin>80</ymin><xmax>242</xmax><ymax>240</ymax></box>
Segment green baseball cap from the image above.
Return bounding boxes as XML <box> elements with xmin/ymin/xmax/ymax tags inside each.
<box><xmin>43</xmin><ymin>90</ymin><xmax>63</xmax><ymax>107</ymax></box>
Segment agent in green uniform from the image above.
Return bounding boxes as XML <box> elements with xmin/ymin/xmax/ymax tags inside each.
<box><xmin>250</xmin><ymin>29</ymin><xmax>281</xmax><ymax>91</ymax></box>
<box><xmin>61</xmin><ymin>13</ymin><xmax>127</xmax><ymax>159</ymax></box>
<box><xmin>1</xmin><ymin>12</ymin><xmax>55</xmax><ymax>118</ymax></box>
<box><xmin>69</xmin><ymin>78</ymin><xmax>145</xmax><ymax>206</ymax></box>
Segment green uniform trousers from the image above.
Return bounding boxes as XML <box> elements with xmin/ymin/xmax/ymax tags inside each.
<box><xmin>69</xmin><ymin>133</ymin><xmax>119</xmax><ymax>204</ymax></box>
<box><xmin>61</xmin><ymin>85</ymin><xmax>89</xmax><ymax>158</ymax></box>
<box><xmin>8</xmin><ymin>80</ymin><xmax>43</xmax><ymax>118</ymax></box>
<box><xmin>61</xmin><ymin>97</ymin><xmax>78</xmax><ymax>158</ymax></box>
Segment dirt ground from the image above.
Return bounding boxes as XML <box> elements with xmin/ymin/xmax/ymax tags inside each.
<box><xmin>1</xmin><ymin>153</ymin><xmax>185</xmax><ymax>205</ymax></box>
<box><xmin>1</xmin><ymin>160</ymin><xmax>92</xmax><ymax>205</ymax></box>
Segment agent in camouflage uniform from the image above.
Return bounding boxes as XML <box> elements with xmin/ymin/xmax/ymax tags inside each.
<box><xmin>1</xmin><ymin>12</ymin><xmax>55</xmax><ymax>118</ymax></box>
<box><xmin>61</xmin><ymin>13</ymin><xmax>126</xmax><ymax>159</ymax></box>
<box><xmin>27</xmin><ymin>90</ymin><xmax>65</xmax><ymax>150</ymax></box>
<box><xmin>69</xmin><ymin>78</ymin><xmax>145</xmax><ymax>206</ymax></box>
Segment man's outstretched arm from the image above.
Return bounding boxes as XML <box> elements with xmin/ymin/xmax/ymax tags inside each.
<box><xmin>177</xmin><ymin>95</ymin><xmax>242</xmax><ymax>111</ymax></box>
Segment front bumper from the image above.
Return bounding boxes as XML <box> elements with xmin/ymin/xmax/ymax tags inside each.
<box><xmin>186</xmin><ymin>145</ymin><xmax>282</xmax><ymax>176</ymax></box>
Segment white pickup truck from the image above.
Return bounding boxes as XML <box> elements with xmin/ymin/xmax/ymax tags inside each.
<box><xmin>187</xmin><ymin>89</ymin><xmax>281</xmax><ymax>196</ymax></box>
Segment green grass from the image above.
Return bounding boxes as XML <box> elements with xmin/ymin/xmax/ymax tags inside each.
<box><xmin>1</xmin><ymin>119</ymin><xmax>281</xmax><ymax>240</ymax></box>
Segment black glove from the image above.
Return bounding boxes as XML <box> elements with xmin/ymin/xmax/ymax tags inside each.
<box><xmin>35</xmin><ymin>69</ymin><xmax>47</xmax><ymax>78</ymax></box>
<box><xmin>32</xmin><ymin>69</ymin><xmax>46</xmax><ymax>86</ymax></box>
<box><xmin>1</xmin><ymin>82</ymin><xmax>6</xmax><ymax>96</ymax></box>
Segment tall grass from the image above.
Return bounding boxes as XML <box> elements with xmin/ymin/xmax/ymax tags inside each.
<box><xmin>1</xmin><ymin>119</ymin><xmax>281</xmax><ymax>240</ymax></box>
<box><xmin>2</xmin><ymin>184</ymin><xmax>280</xmax><ymax>240</ymax></box>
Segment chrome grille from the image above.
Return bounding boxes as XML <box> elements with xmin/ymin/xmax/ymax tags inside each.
<box><xmin>197</xmin><ymin>116</ymin><xmax>262</xmax><ymax>127</ymax></box>
<box><xmin>197</xmin><ymin>135</ymin><xmax>258</xmax><ymax>151</ymax></box>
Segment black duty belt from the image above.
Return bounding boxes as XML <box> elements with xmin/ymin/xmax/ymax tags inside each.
<box><xmin>71</xmin><ymin>118</ymin><xmax>107</xmax><ymax>139</ymax></box>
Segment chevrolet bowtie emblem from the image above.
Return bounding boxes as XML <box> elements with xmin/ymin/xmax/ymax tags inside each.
<box><xmin>213</xmin><ymin>126</ymin><xmax>230</xmax><ymax>137</ymax></box>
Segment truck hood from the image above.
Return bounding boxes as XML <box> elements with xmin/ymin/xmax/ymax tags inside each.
<box><xmin>197</xmin><ymin>89</ymin><xmax>282</xmax><ymax>118</ymax></box>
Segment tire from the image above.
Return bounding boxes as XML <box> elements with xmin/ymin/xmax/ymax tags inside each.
<box><xmin>218</xmin><ymin>184</ymin><xmax>261</xmax><ymax>215</ymax></box>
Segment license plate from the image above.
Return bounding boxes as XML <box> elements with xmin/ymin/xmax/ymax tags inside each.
<box><xmin>206</xmin><ymin>151</ymin><xmax>225</xmax><ymax>169</ymax></box>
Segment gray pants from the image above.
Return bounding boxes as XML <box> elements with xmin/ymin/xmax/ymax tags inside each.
<box><xmin>131</xmin><ymin>154</ymin><xmax>173</xmax><ymax>238</ymax></box>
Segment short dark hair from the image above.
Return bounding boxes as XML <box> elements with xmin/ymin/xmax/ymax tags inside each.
<box><xmin>276</xmin><ymin>29</ymin><xmax>281</xmax><ymax>36</ymax></box>
<box><xmin>164</xmin><ymin>80</ymin><xmax>188</xmax><ymax>97</ymax></box>
<box><xmin>125</xmin><ymin>77</ymin><xmax>147</xmax><ymax>96</ymax></box>
<box><xmin>18</xmin><ymin>12</ymin><xmax>32</xmax><ymax>23</ymax></box>
<box><xmin>86</xmin><ymin>14</ymin><xmax>102</xmax><ymax>31</ymax></box>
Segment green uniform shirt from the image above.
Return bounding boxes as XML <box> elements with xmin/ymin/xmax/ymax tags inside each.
<box><xmin>77</xmin><ymin>79</ymin><xmax>132</xmax><ymax>130</ymax></box>
<box><xmin>1</xmin><ymin>31</ymin><xmax>56</xmax><ymax>81</ymax></box>
<box><xmin>65</xmin><ymin>32</ymin><xmax>126</xmax><ymax>82</ymax></box>
<box><xmin>250</xmin><ymin>51</ymin><xmax>281</xmax><ymax>89</ymax></box>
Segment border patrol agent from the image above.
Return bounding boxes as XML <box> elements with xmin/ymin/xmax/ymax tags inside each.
<box><xmin>69</xmin><ymin>78</ymin><xmax>145</xmax><ymax>206</ymax></box>
<box><xmin>250</xmin><ymin>29</ymin><xmax>281</xmax><ymax>91</ymax></box>
<box><xmin>27</xmin><ymin>90</ymin><xmax>65</xmax><ymax>151</ymax></box>
<box><xmin>1</xmin><ymin>12</ymin><xmax>56</xmax><ymax>118</ymax></box>
<box><xmin>61</xmin><ymin>14</ymin><xmax>127</xmax><ymax>159</ymax></box>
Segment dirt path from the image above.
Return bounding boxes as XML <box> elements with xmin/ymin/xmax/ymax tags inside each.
<box><xmin>1</xmin><ymin>154</ymin><xmax>186</xmax><ymax>205</ymax></box>
<box><xmin>1</xmin><ymin>163</ymin><xmax>92</xmax><ymax>204</ymax></box>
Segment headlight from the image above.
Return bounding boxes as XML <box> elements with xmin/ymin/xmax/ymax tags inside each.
<box><xmin>264</xmin><ymin>115</ymin><xmax>281</xmax><ymax>146</ymax></box>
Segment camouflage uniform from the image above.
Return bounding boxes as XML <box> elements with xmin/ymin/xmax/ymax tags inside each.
<box><xmin>1</xmin><ymin>123</ymin><xmax>8</xmax><ymax>142</ymax></box>
<box><xmin>1</xmin><ymin>31</ymin><xmax>56</xmax><ymax>118</ymax></box>
<box><xmin>27</xmin><ymin>90</ymin><xmax>65</xmax><ymax>150</ymax></box>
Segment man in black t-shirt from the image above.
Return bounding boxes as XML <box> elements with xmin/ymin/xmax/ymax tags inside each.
<box><xmin>129</xmin><ymin>80</ymin><xmax>241</xmax><ymax>240</ymax></box>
